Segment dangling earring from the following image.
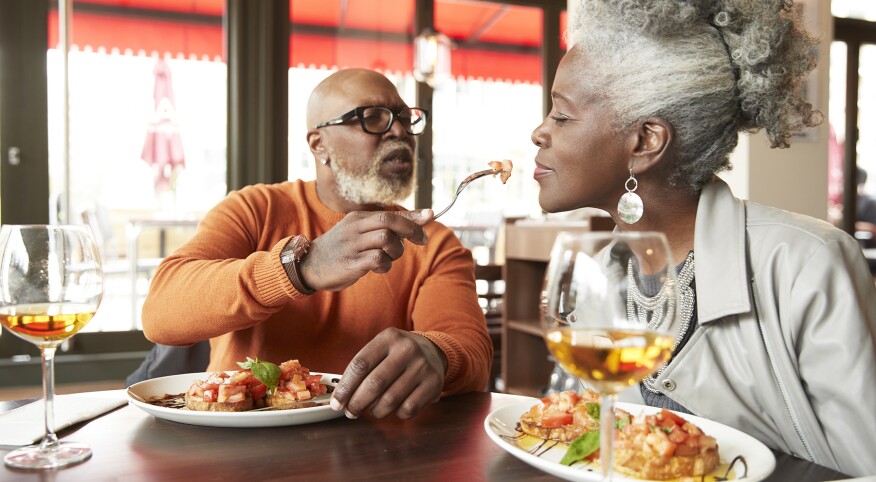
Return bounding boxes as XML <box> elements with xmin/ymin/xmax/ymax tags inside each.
<box><xmin>617</xmin><ymin>168</ymin><xmax>644</xmax><ymax>224</ymax></box>
<box><xmin>320</xmin><ymin>158</ymin><xmax>328</xmax><ymax>165</ymax></box>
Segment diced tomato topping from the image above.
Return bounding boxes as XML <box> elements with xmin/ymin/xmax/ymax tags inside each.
<box><xmin>286</xmin><ymin>380</ymin><xmax>306</xmax><ymax>392</ymax></box>
<box><xmin>279</xmin><ymin>360</ymin><xmax>304</xmax><ymax>379</ymax></box>
<box><xmin>658</xmin><ymin>416</ymin><xmax>676</xmax><ymax>429</ymax></box>
<box><xmin>249</xmin><ymin>383</ymin><xmax>267</xmax><ymax>401</ymax></box>
<box><xmin>205</xmin><ymin>372</ymin><xmax>229</xmax><ymax>385</ymax></box>
<box><xmin>229</xmin><ymin>370</ymin><xmax>256</xmax><ymax>386</ymax></box>
<box><xmin>541</xmin><ymin>412</ymin><xmax>574</xmax><ymax>428</ymax></box>
<box><xmin>305</xmin><ymin>375</ymin><xmax>326</xmax><ymax>395</ymax></box>
<box><xmin>296</xmin><ymin>390</ymin><xmax>312</xmax><ymax>400</ymax></box>
<box><xmin>203</xmin><ymin>389</ymin><xmax>217</xmax><ymax>402</ymax></box>
<box><xmin>645</xmin><ymin>431</ymin><xmax>676</xmax><ymax>457</ymax></box>
<box><xmin>660</xmin><ymin>408</ymin><xmax>687</xmax><ymax>427</ymax></box>
<box><xmin>218</xmin><ymin>384</ymin><xmax>247</xmax><ymax>403</ymax></box>
<box><xmin>667</xmin><ymin>426</ymin><xmax>688</xmax><ymax>444</ymax></box>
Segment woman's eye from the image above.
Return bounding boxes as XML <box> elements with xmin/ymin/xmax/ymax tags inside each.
<box><xmin>551</xmin><ymin>115</ymin><xmax>569</xmax><ymax>125</ymax></box>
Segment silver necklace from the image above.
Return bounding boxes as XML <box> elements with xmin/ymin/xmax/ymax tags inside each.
<box><xmin>626</xmin><ymin>251</ymin><xmax>696</xmax><ymax>393</ymax></box>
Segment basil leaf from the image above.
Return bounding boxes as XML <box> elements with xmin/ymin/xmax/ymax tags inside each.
<box><xmin>585</xmin><ymin>402</ymin><xmax>600</xmax><ymax>421</ymax></box>
<box><xmin>236</xmin><ymin>357</ymin><xmax>281</xmax><ymax>395</ymax></box>
<box><xmin>615</xmin><ymin>417</ymin><xmax>629</xmax><ymax>430</ymax></box>
<box><xmin>236</xmin><ymin>357</ymin><xmax>257</xmax><ymax>370</ymax></box>
<box><xmin>560</xmin><ymin>430</ymin><xmax>600</xmax><ymax>466</ymax></box>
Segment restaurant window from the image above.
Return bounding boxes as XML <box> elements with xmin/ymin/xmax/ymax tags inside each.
<box><xmin>831</xmin><ymin>1</ymin><xmax>876</xmax><ymax>244</ymax></box>
<box><xmin>47</xmin><ymin>0</ymin><xmax>227</xmax><ymax>331</ymax></box>
<box><xmin>288</xmin><ymin>0</ymin><xmax>417</xmax><ymax>194</ymax></box>
<box><xmin>287</xmin><ymin>0</ymin><xmax>565</xmax><ymax>265</ymax></box>
<box><xmin>431</xmin><ymin>0</ymin><xmax>546</xmax><ymax>233</ymax></box>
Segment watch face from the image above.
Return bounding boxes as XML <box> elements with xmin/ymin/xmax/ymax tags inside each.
<box><xmin>282</xmin><ymin>235</ymin><xmax>310</xmax><ymax>264</ymax></box>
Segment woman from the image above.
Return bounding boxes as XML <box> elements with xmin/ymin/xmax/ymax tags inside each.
<box><xmin>531</xmin><ymin>0</ymin><xmax>876</xmax><ymax>476</ymax></box>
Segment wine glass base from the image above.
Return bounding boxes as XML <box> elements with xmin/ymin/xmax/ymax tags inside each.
<box><xmin>4</xmin><ymin>442</ymin><xmax>92</xmax><ymax>470</ymax></box>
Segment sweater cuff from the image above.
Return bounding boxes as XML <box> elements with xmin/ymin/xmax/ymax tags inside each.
<box><xmin>254</xmin><ymin>237</ymin><xmax>311</xmax><ymax>306</ymax></box>
<box><xmin>413</xmin><ymin>330</ymin><xmax>463</xmax><ymax>390</ymax></box>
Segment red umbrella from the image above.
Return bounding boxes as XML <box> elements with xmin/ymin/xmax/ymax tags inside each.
<box><xmin>141</xmin><ymin>59</ymin><xmax>185</xmax><ymax>192</ymax></box>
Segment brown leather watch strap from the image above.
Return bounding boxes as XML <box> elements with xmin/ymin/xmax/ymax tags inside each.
<box><xmin>281</xmin><ymin>235</ymin><xmax>316</xmax><ymax>295</ymax></box>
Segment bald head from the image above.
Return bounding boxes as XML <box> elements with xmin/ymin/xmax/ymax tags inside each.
<box><xmin>306</xmin><ymin>69</ymin><xmax>401</xmax><ymax>130</ymax></box>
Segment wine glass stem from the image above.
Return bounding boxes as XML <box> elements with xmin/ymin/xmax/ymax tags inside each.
<box><xmin>39</xmin><ymin>346</ymin><xmax>60</xmax><ymax>451</ymax></box>
<box><xmin>600</xmin><ymin>393</ymin><xmax>617</xmax><ymax>481</ymax></box>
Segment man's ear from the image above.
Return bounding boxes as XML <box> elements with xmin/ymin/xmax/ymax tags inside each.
<box><xmin>306</xmin><ymin>130</ymin><xmax>325</xmax><ymax>156</ymax></box>
<box><xmin>629</xmin><ymin>117</ymin><xmax>672</xmax><ymax>173</ymax></box>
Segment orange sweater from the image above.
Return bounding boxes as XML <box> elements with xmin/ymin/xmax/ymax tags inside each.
<box><xmin>141</xmin><ymin>180</ymin><xmax>492</xmax><ymax>395</ymax></box>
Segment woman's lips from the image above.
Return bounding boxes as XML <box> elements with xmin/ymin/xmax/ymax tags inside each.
<box><xmin>533</xmin><ymin>162</ymin><xmax>554</xmax><ymax>180</ymax></box>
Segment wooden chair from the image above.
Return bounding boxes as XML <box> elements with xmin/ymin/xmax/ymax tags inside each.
<box><xmin>474</xmin><ymin>263</ymin><xmax>504</xmax><ymax>392</ymax></box>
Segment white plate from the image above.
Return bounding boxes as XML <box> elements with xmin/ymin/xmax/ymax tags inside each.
<box><xmin>127</xmin><ymin>371</ymin><xmax>344</xmax><ymax>428</ymax></box>
<box><xmin>484</xmin><ymin>399</ymin><xmax>776</xmax><ymax>481</ymax></box>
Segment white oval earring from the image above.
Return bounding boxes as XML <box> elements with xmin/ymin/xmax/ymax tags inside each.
<box><xmin>617</xmin><ymin>169</ymin><xmax>644</xmax><ymax>224</ymax></box>
<box><xmin>320</xmin><ymin>158</ymin><xmax>329</xmax><ymax>165</ymax></box>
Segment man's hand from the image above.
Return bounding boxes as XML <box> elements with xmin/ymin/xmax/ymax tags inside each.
<box><xmin>299</xmin><ymin>209</ymin><xmax>433</xmax><ymax>292</ymax></box>
<box><xmin>329</xmin><ymin>327</ymin><xmax>447</xmax><ymax>420</ymax></box>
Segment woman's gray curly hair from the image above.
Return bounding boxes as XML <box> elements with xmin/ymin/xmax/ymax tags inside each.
<box><xmin>568</xmin><ymin>0</ymin><xmax>823</xmax><ymax>191</ymax></box>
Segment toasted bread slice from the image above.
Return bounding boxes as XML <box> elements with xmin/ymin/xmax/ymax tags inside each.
<box><xmin>518</xmin><ymin>411</ymin><xmax>589</xmax><ymax>443</ymax></box>
<box><xmin>184</xmin><ymin>389</ymin><xmax>253</xmax><ymax>412</ymax></box>
<box><xmin>614</xmin><ymin>445</ymin><xmax>719</xmax><ymax>480</ymax></box>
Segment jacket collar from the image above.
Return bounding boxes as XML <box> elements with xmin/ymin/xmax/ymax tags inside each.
<box><xmin>694</xmin><ymin>178</ymin><xmax>752</xmax><ymax>323</ymax></box>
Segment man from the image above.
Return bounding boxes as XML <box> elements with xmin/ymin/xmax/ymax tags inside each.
<box><xmin>141</xmin><ymin>69</ymin><xmax>492</xmax><ymax>420</ymax></box>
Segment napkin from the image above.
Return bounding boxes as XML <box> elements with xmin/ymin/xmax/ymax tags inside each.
<box><xmin>0</xmin><ymin>390</ymin><xmax>127</xmax><ymax>446</ymax></box>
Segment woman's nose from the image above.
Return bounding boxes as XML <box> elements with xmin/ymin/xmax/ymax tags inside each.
<box><xmin>531</xmin><ymin>120</ymin><xmax>549</xmax><ymax>148</ymax></box>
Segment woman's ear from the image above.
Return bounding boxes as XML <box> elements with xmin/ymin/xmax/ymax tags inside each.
<box><xmin>630</xmin><ymin>117</ymin><xmax>672</xmax><ymax>173</ymax></box>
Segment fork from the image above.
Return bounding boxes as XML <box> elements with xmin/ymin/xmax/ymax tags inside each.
<box><xmin>433</xmin><ymin>168</ymin><xmax>498</xmax><ymax>220</ymax></box>
<box><xmin>249</xmin><ymin>394</ymin><xmax>332</xmax><ymax>412</ymax></box>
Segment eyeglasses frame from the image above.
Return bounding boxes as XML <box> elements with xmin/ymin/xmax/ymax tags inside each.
<box><xmin>314</xmin><ymin>105</ymin><xmax>429</xmax><ymax>136</ymax></box>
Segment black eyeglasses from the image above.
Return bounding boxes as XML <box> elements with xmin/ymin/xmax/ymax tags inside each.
<box><xmin>315</xmin><ymin>105</ymin><xmax>429</xmax><ymax>136</ymax></box>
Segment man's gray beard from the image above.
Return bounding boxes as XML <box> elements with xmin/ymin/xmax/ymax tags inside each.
<box><xmin>329</xmin><ymin>142</ymin><xmax>415</xmax><ymax>206</ymax></box>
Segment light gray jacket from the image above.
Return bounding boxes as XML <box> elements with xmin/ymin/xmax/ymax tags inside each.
<box><xmin>645</xmin><ymin>179</ymin><xmax>876</xmax><ymax>477</ymax></box>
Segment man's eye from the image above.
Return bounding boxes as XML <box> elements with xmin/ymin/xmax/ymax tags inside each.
<box><xmin>551</xmin><ymin>115</ymin><xmax>569</xmax><ymax>124</ymax></box>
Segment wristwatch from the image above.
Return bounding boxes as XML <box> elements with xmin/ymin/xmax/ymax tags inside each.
<box><xmin>280</xmin><ymin>234</ymin><xmax>316</xmax><ymax>295</ymax></box>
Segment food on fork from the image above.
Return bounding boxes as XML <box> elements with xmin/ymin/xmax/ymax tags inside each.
<box><xmin>183</xmin><ymin>357</ymin><xmax>327</xmax><ymax>412</ymax></box>
<box><xmin>518</xmin><ymin>390</ymin><xmax>719</xmax><ymax>480</ymax></box>
<box><xmin>488</xmin><ymin>159</ymin><xmax>513</xmax><ymax>184</ymax></box>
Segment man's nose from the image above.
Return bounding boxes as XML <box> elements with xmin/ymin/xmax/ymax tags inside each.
<box><xmin>385</xmin><ymin>116</ymin><xmax>408</xmax><ymax>139</ymax></box>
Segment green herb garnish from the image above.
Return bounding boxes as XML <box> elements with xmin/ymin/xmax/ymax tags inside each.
<box><xmin>585</xmin><ymin>402</ymin><xmax>600</xmax><ymax>421</ymax></box>
<box><xmin>237</xmin><ymin>356</ymin><xmax>281</xmax><ymax>394</ymax></box>
<box><xmin>615</xmin><ymin>417</ymin><xmax>629</xmax><ymax>430</ymax></box>
<box><xmin>559</xmin><ymin>430</ymin><xmax>600</xmax><ymax>466</ymax></box>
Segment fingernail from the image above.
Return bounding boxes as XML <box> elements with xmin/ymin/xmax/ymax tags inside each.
<box><xmin>420</xmin><ymin>208</ymin><xmax>433</xmax><ymax>220</ymax></box>
<box><xmin>330</xmin><ymin>398</ymin><xmax>341</xmax><ymax>412</ymax></box>
<box><xmin>344</xmin><ymin>409</ymin><xmax>358</xmax><ymax>420</ymax></box>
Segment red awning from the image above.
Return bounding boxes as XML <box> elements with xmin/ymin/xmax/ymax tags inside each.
<box><xmin>50</xmin><ymin>0</ymin><xmax>566</xmax><ymax>84</ymax></box>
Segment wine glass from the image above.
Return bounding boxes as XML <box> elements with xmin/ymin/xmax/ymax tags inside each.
<box><xmin>0</xmin><ymin>225</ymin><xmax>104</xmax><ymax>470</ymax></box>
<box><xmin>541</xmin><ymin>231</ymin><xmax>680</xmax><ymax>481</ymax></box>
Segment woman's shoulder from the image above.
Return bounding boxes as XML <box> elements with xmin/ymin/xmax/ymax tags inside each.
<box><xmin>744</xmin><ymin>200</ymin><xmax>862</xmax><ymax>259</ymax></box>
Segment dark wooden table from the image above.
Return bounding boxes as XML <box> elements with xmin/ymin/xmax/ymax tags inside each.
<box><xmin>0</xmin><ymin>392</ymin><xmax>851</xmax><ymax>481</ymax></box>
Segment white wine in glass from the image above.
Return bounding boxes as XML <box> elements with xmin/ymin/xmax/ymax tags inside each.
<box><xmin>0</xmin><ymin>225</ymin><xmax>103</xmax><ymax>470</ymax></box>
<box><xmin>541</xmin><ymin>231</ymin><xmax>680</xmax><ymax>481</ymax></box>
